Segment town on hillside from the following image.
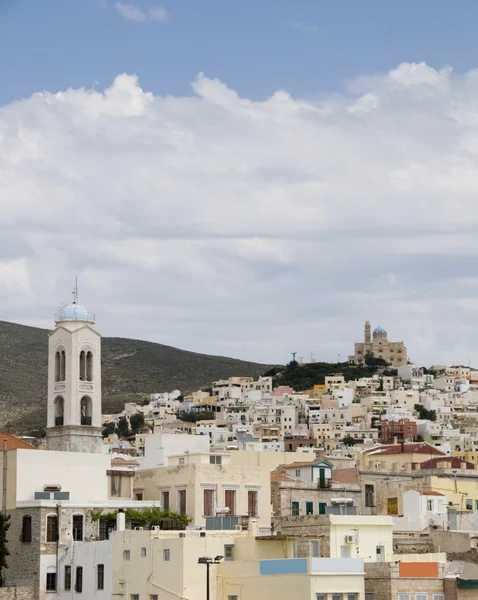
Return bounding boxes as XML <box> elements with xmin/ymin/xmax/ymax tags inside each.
<box><xmin>2</xmin><ymin>302</ymin><xmax>478</xmax><ymax>600</ymax></box>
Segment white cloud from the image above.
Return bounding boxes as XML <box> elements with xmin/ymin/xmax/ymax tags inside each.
<box><xmin>114</xmin><ymin>2</ymin><xmax>168</xmax><ymax>22</ymax></box>
<box><xmin>3</xmin><ymin>65</ymin><xmax>478</xmax><ymax>366</ymax></box>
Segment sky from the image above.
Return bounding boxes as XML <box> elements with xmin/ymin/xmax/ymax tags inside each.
<box><xmin>2</xmin><ymin>1</ymin><xmax>478</xmax><ymax>366</ymax></box>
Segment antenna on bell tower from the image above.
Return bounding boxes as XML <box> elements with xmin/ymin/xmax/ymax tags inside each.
<box><xmin>72</xmin><ymin>277</ymin><xmax>78</xmax><ymax>305</ymax></box>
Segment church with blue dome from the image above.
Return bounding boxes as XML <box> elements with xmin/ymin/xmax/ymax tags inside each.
<box><xmin>349</xmin><ymin>320</ymin><xmax>407</xmax><ymax>366</ymax></box>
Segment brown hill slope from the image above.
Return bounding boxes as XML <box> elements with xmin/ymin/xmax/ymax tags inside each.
<box><xmin>0</xmin><ymin>320</ymin><xmax>271</xmax><ymax>430</ymax></box>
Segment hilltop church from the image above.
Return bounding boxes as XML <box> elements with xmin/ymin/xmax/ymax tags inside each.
<box><xmin>349</xmin><ymin>320</ymin><xmax>407</xmax><ymax>367</ymax></box>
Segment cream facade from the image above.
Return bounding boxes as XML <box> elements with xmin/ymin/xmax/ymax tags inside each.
<box><xmin>350</xmin><ymin>321</ymin><xmax>407</xmax><ymax>367</ymax></box>
<box><xmin>134</xmin><ymin>452</ymin><xmax>271</xmax><ymax>531</ymax></box>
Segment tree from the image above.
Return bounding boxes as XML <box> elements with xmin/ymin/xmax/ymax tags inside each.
<box><xmin>414</xmin><ymin>404</ymin><xmax>436</xmax><ymax>422</ymax></box>
<box><xmin>102</xmin><ymin>422</ymin><xmax>116</xmax><ymax>438</ymax></box>
<box><xmin>115</xmin><ymin>416</ymin><xmax>131</xmax><ymax>438</ymax></box>
<box><xmin>342</xmin><ymin>436</ymin><xmax>356</xmax><ymax>446</ymax></box>
<box><xmin>0</xmin><ymin>514</ymin><xmax>10</xmax><ymax>585</ymax></box>
<box><xmin>179</xmin><ymin>411</ymin><xmax>215</xmax><ymax>423</ymax></box>
<box><xmin>130</xmin><ymin>413</ymin><xmax>145</xmax><ymax>434</ymax></box>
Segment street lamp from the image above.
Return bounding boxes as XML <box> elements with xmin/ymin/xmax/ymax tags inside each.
<box><xmin>198</xmin><ymin>556</ymin><xmax>223</xmax><ymax>600</ymax></box>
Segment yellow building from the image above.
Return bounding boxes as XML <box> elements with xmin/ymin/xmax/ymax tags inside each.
<box><xmin>350</xmin><ymin>321</ymin><xmax>407</xmax><ymax>367</ymax></box>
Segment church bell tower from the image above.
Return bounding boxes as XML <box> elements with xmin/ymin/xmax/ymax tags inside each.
<box><xmin>46</xmin><ymin>285</ymin><xmax>103</xmax><ymax>453</ymax></box>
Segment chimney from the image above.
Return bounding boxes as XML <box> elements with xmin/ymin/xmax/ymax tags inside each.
<box><xmin>117</xmin><ymin>509</ymin><xmax>125</xmax><ymax>532</ymax></box>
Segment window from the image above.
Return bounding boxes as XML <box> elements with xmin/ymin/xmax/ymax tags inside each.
<box><xmin>317</xmin><ymin>596</ymin><xmax>326</xmax><ymax>600</ymax></box>
<box><xmin>179</xmin><ymin>457</ymin><xmax>185</xmax><ymax>465</ymax></box>
<box><xmin>123</xmin><ymin>550</ymin><xmax>130</xmax><ymax>561</ymax></box>
<box><xmin>225</xmin><ymin>489</ymin><xmax>237</xmax><ymax>516</ymax></box>
<box><xmin>310</xmin><ymin>540</ymin><xmax>321</xmax><ymax>557</ymax></box>
<box><xmin>204</xmin><ymin>489</ymin><xmax>214</xmax><ymax>516</ymax></box>
<box><xmin>415</xmin><ymin>595</ymin><xmax>428</xmax><ymax>600</ymax></box>
<box><xmin>86</xmin><ymin>351</ymin><xmax>93</xmax><ymax>381</ymax></box>
<box><xmin>306</xmin><ymin>501</ymin><xmax>314</xmax><ymax>515</ymax></box>
<box><xmin>99</xmin><ymin>518</ymin><xmax>115</xmax><ymax>540</ymax></box>
<box><xmin>295</xmin><ymin>469</ymin><xmax>301</xmax><ymax>477</ymax></box>
<box><xmin>64</xmin><ymin>566</ymin><xmax>71</xmax><ymax>591</ymax></box>
<box><xmin>162</xmin><ymin>490</ymin><xmax>170</xmax><ymax>511</ymax></box>
<box><xmin>365</xmin><ymin>595</ymin><xmax>375</xmax><ymax>600</ymax></box>
<box><xmin>72</xmin><ymin>515</ymin><xmax>84</xmax><ymax>541</ymax></box>
<box><xmin>46</xmin><ymin>572</ymin><xmax>57</xmax><ymax>592</ymax></box>
<box><xmin>22</xmin><ymin>515</ymin><xmax>32</xmax><ymax>543</ymax></box>
<box><xmin>54</xmin><ymin>395</ymin><xmax>64</xmax><ymax>426</ymax></box>
<box><xmin>291</xmin><ymin>501</ymin><xmax>300</xmax><ymax>516</ymax></box>
<box><xmin>163</xmin><ymin>549</ymin><xmax>170</xmax><ymax>561</ymax></box>
<box><xmin>332</xmin><ymin>595</ymin><xmax>342</xmax><ymax>600</ymax></box>
<box><xmin>134</xmin><ymin>491</ymin><xmax>144</xmax><ymax>501</ymax></box>
<box><xmin>131</xmin><ymin>596</ymin><xmax>139</xmax><ymax>600</ymax></box>
<box><xmin>432</xmin><ymin>595</ymin><xmax>444</xmax><ymax>600</ymax></box>
<box><xmin>228</xmin><ymin>596</ymin><xmax>238</xmax><ymax>600</ymax></box>
<box><xmin>141</xmin><ymin>547</ymin><xmax>147</xmax><ymax>557</ymax></box>
<box><xmin>178</xmin><ymin>490</ymin><xmax>187</xmax><ymax>515</ymax></box>
<box><xmin>427</xmin><ymin>499</ymin><xmax>433</xmax><ymax>511</ymax></box>
<box><xmin>224</xmin><ymin>544</ymin><xmax>234</xmax><ymax>561</ymax></box>
<box><xmin>319</xmin><ymin>502</ymin><xmax>327</xmax><ymax>515</ymax></box>
<box><xmin>398</xmin><ymin>595</ymin><xmax>411</xmax><ymax>600</ymax></box>
<box><xmin>248</xmin><ymin>490</ymin><xmax>258</xmax><ymax>517</ymax></box>
<box><xmin>46</xmin><ymin>515</ymin><xmax>58</xmax><ymax>542</ymax></box>
<box><xmin>466</xmin><ymin>499</ymin><xmax>473</xmax><ymax>510</ymax></box>
<box><xmin>75</xmin><ymin>567</ymin><xmax>83</xmax><ymax>593</ymax></box>
<box><xmin>365</xmin><ymin>484</ymin><xmax>375</xmax><ymax>507</ymax></box>
<box><xmin>150</xmin><ymin>596</ymin><xmax>159</xmax><ymax>600</ymax></box>
<box><xmin>97</xmin><ymin>564</ymin><xmax>104</xmax><ymax>590</ymax></box>
<box><xmin>348</xmin><ymin>596</ymin><xmax>357</xmax><ymax>600</ymax></box>
<box><xmin>210</xmin><ymin>455</ymin><xmax>222</xmax><ymax>465</ymax></box>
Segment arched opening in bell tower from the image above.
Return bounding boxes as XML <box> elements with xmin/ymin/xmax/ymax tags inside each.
<box><xmin>80</xmin><ymin>396</ymin><xmax>92</xmax><ymax>426</ymax></box>
<box><xmin>54</xmin><ymin>396</ymin><xmax>65</xmax><ymax>426</ymax></box>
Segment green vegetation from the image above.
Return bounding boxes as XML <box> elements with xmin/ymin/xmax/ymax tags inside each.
<box><xmin>0</xmin><ymin>514</ymin><xmax>10</xmax><ymax>585</ymax></box>
<box><xmin>129</xmin><ymin>412</ymin><xmax>145</xmax><ymax>434</ymax></box>
<box><xmin>414</xmin><ymin>404</ymin><xmax>437</xmax><ymax>422</ymax></box>
<box><xmin>91</xmin><ymin>507</ymin><xmax>191</xmax><ymax>529</ymax></box>
<box><xmin>179</xmin><ymin>410</ymin><xmax>216</xmax><ymax>423</ymax></box>
<box><xmin>269</xmin><ymin>359</ymin><xmax>389</xmax><ymax>392</ymax></box>
<box><xmin>342</xmin><ymin>436</ymin><xmax>357</xmax><ymax>446</ymax></box>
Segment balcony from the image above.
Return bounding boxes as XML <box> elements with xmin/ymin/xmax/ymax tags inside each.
<box><xmin>317</xmin><ymin>478</ymin><xmax>332</xmax><ymax>489</ymax></box>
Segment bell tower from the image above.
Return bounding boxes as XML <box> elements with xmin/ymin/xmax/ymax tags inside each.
<box><xmin>364</xmin><ymin>320</ymin><xmax>371</xmax><ymax>344</ymax></box>
<box><xmin>46</xmin><ymin>285</ymin><xmax>103</xmax><ymax>453</ymax></box>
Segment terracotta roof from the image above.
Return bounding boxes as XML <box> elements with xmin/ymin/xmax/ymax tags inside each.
<box><xmin>419</xmin><ymin>456</ymin><xmax>475</xmax><ymax>470</ymax></box>
<box><xmin>271</xmin><ymin>469</ymin><xmax>297</xmax><ymax>483</ymax></box>
<box><xmin>364</xmin><ymin>443</ymin><xmax>445</xmax><ymax>457</ymax></box>
<box><xmin>0</xmin><ymin>434</ymin><xmax>37</xmax><ymax>450</ymax></box>
<box><xmin>411</xmin><ymin>489</ymin><xmax>445</xmax><ymax>496</ymax></box>
<box><xmin>282</xmin><ymin>461</ymin><xmax>316</xmax><ymax>469</ymax></box>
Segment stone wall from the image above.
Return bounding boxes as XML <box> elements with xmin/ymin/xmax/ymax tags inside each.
<box><xmin>4</xmin><ymin>508</ymin><xmax>41</xmax><ymax>591</ymax></box>
<box><xmin>365</xmin><ymin>562</ymin><xmax>445</xmax><ymax>600</ymax></box>
<box><xmin>0</xmin><ymin>587</ymin><xmax>34</xmax><ymax>599</ymax></box>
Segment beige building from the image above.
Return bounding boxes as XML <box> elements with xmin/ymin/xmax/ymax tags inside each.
<box><xmin>112</xmin><ymin>527</ymin><xmax>366</xmax><ymax>600</ymax></box>
<box><xmin>134</xmin><ymin>452</ymin><xmax>271</xmax><ymax>531</ymax></box>
<box><xmin>350</xmin><ymin>321</ymin><xmax>407</xmax><ymax>367</ymax></box>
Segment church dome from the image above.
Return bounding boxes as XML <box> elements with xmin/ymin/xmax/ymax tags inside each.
<box><xmin>374</xmin><ymin>326</ymin><xmax>386</xmax><ymax>334</ymax></box>
<box><xmin>56</xmin><ymin>303</ymin><xmax>94</xmax><ymax>322</ymax></box>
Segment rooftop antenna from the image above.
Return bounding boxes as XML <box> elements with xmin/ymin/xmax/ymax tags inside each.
<box><xmin>72</xmin><ymin>276</ymin><xmax>78</xmax><ymax>304</ymax></box>
<box><xmin>291</xmin><ymin>352</ymin><xmax>297</xmax><ymax>362</ymax></box>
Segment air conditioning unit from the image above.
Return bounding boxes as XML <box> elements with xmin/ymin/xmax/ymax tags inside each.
<box><xmin>134</xmin><ymin>527</ymin><xmax>144</xmax><ymax>531</ymax></box>
<box><xmin>151</xmin><ymin>526</ymin><xmax>160</xmax><ymax>532</ymax></box>
<box><xmin>345</xmin><ymin>534</ymin><xmax>355</xmax><ymax>544</ymax></box>
<box><xmin>44</xmin><ymin>484</ymin><xmax>62</xmax><ymax>492</ymax></box>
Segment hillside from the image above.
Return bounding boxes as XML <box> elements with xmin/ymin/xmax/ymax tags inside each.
<box><xmin>0</xmin><ymin>320</ymin><xmax>271</xmax><ymax>431</ymax></box>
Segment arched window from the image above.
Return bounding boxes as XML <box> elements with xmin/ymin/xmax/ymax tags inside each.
<box><xmin>22</xmin><ymin>515</ymin><xmax>32</xmax><ymax>543</ymax></box>
<box><xmin>80</xmin><ymin>396</ymin><xmax>92</xmax><ymax>426</ymax></box>
<box><xmin>86</xmin><ymin>351</ymin><xmax>93</xmax><ymax>382</ymax></box>
<box><xmin>46</xmin><ymin>514</ymin><xmax>58</xmax><ymax>542</ymax></box>
<box><xmin>60</xmin><ymin>350</ymin><xmax>66</xmax><ymax>381</ymax></box>
<box><xmin>79</xmin><ymin>351</ymin><xmax>86</xmax><ymax>381</ymax></box>
<box><xmin>54</xmin><ymin>396</ymin><xmax>64</xmax><ymax>427</ymax></box>
<box><xmin>55</xmin><ymin>352</ymin><xmax>60</xmax><ymax>383</ymax></box>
